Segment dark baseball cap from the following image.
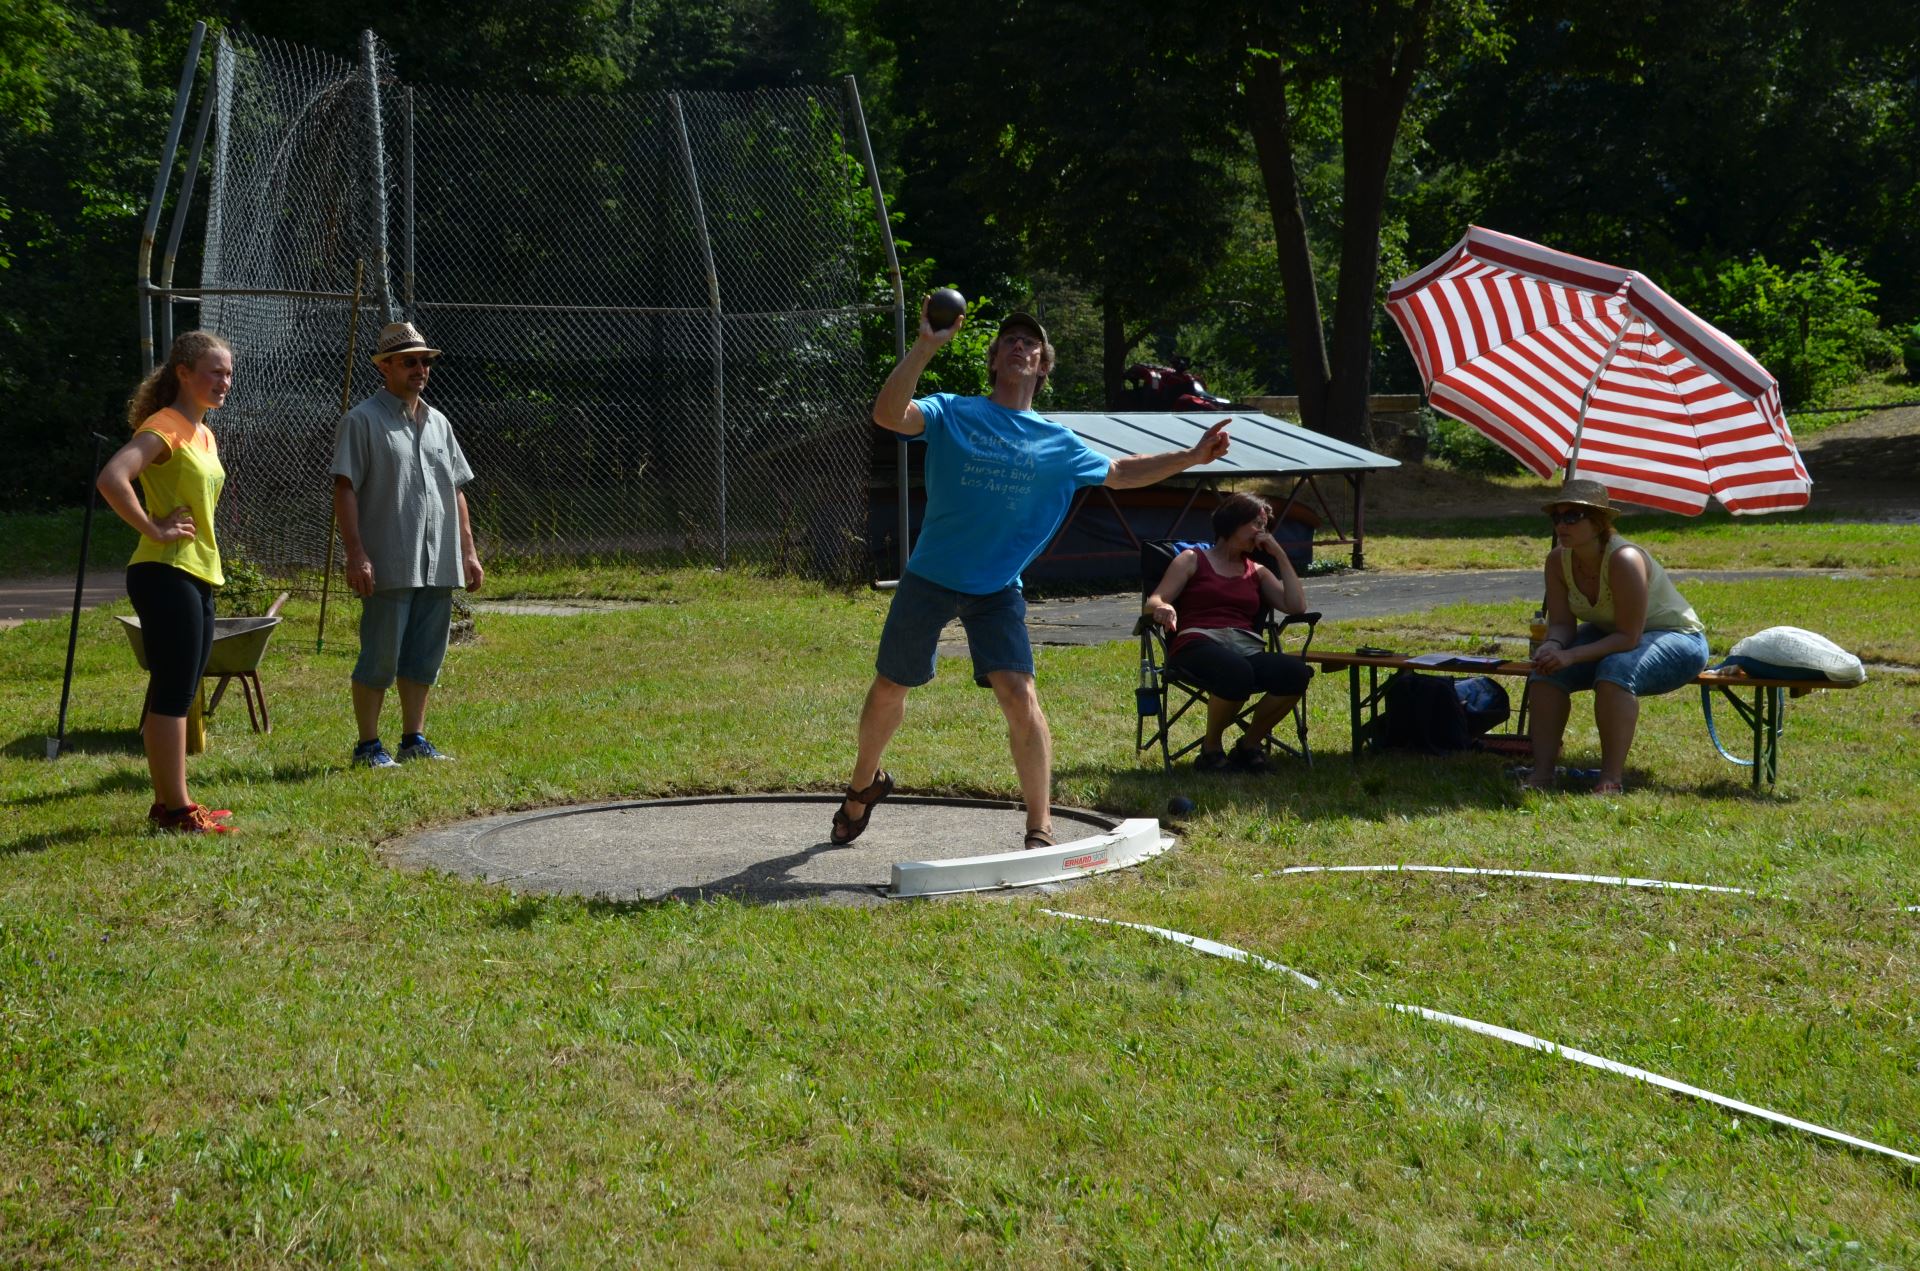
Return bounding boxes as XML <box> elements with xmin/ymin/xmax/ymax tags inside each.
<box><xmin>997</xmin><ymin>311</ymin><xmax>1048</xmax><ymax>343</ymax></box>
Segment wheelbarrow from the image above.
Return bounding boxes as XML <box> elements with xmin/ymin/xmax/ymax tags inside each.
<box><xmin>117</xmin><ymin>593</ymin><xmax>288</xmax><ymax>745</ymax></box>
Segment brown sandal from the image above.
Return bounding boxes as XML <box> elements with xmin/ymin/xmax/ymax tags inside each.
<box><xmin>1022</xmin><ymin>827</ymin><xmax>1057</xmax><ymax>851</ymax></box>
<box><xmin>830</xmin><ymin>769</ymin><xmax>894</xmax><ymax>845</ymax></box>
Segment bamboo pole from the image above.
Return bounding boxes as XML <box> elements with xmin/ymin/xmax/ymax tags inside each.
<box><xmin>317</xmin><ymin>259</ymin><xmax>366</xmax><ymax>653</ymax></box>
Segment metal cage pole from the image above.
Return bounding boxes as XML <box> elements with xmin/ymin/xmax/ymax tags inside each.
<box><xmin>842</xmin><ymin>75</ymin><xmax>909</xmax><ymax>580</ymax></box>
<box><xmin>402</xmin><ymin>85</ymin><xmax>416</xmax><ymax>314</ymax></box>
<box><xmin>671</xmin><ymin>93</ymin><xmax>727</xmax><ymax>567</ymax></box>
<box><xmin>158</xmin><ymin>62</ymin><xmax>218</xmax><ymax>351</ymax></box>
<box><xmin>361</xmin><ymin>32</ymin><xmax>396</xmax><ymax>324</ymax></box>
<box><xmin>136</xmin><ymin>20</ymin><xmax>207</xmax><ymax>373</ymax></box>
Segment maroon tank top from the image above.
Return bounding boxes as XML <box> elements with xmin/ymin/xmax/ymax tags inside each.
<box><xmin>1170</xmin><ymin>551</ymin><xmax>1261</xmax><ymax>655</ymax></box>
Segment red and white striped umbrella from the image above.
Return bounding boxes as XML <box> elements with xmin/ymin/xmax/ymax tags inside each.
<box><xmin>1385</xmin><ymin>226</ymin><xmax>1810</xmax><ymax>515</ymax></box>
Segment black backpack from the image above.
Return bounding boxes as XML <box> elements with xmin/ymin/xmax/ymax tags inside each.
<box><xmin>1381</xmin><ymin>672</ymin><xmax>1512</xmax><ymax>753</ymax></box>
<box><xmin>1378</xmin><ymin>673</ymin><xmax>1458</xmax><ymax>752</ymax></box>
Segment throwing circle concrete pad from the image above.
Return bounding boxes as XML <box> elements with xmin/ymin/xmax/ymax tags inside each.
<box><xmin>385</xmin><ymin>795</ymin><xmax>1130</xmax><ymax>907</ymax></box>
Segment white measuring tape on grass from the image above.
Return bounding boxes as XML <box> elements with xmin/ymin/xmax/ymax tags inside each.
<box><xmin>1042</xmin><ymin>896</ymin><xmax>1920</xmax><ymax>1169</ymax></box>
<box><xmin>1272</xmin><ymin>863</ymin><xmax>1755</xmax><ymax>895</ymax></box>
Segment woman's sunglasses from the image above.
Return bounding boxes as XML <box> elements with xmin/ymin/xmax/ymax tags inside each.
<box><xmin>1549</xmin><ymin>509</ymin><xmax>1590</xmax><ymax>526</ymax></box>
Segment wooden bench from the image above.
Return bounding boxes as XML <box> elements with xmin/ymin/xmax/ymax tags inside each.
<box><xmin>1305</xmin><ymin>651</ymin><xmax>1856</xmax><ymax>789</ymax></box>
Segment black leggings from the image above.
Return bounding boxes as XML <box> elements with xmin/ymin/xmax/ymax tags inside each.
<box><xmin>1166</xmin><ymin>640</ymin><xmax>1312</xmax><ymax>703</ymax></box>
<box><xmin>126</xmin><ymin>562</ymin><xmax>214</xmax><ymax>718</ymax></box>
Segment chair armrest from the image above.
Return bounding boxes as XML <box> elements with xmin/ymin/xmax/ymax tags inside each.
<box><xmin>1263</xmin><ymin>610</ymin><xmax>1321</xmax><ymax>656</ymax></box>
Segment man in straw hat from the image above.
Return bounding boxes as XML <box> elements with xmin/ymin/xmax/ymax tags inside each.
<box><xmin>1525</xmin><ymin>477</ymin><xmax>1708</xmax><ymax>795</ymax></box>
<box><xmin>829</xmin><ymin>299</ymin><xmax>1230</xmax><ymax>852</ymax></box>
<box><xmin>329</xmin><ymin>321</ymin><xmax>482</xmax><ymax>769</ymax></box>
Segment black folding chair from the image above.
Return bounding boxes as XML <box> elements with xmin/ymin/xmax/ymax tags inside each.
<box><xmin>1133</xmin><ymin>538</ymin><xmax>1321</xmax><ymax>770</ymax></box>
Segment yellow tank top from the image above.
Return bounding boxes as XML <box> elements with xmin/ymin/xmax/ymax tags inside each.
<box><xmin>1559</xmin><ymin>534</ymin><xmax>1702</xmax><ymax>635</ymax></box>
<box><xmin>127</xmin><ymin>407</ymin><xmax>226</xmax><ymax>586</ymax></box>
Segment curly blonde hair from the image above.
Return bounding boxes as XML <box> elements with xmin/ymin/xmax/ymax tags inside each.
<box><xmin>127</xmin><ymin>330</ymin><xmax>231</xmax><ymax>429</ymax></box>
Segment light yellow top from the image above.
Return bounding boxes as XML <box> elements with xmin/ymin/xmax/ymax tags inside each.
<box><xmin>127</xmin><ymin>407</ymin><xmax>225</xmax><ymax>586</ymax></box>
<box><xmin>1559</xmin><ymin>534</ymin><xmax>1702</xmax><ymax>635</ymax></box>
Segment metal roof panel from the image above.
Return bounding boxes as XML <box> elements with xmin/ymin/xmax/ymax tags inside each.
<box><xmin>1047</xmin><ymin>412</ymin><xmax>1399</xmax><ymax>476</ymax></box>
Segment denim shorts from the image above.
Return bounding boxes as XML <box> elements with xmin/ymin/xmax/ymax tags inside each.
<box><xmin>1531</xmin><ymin>623</ymin><xmax>1709</xmax><ymax>697</ymax></box>
<box><xmin>875</xmin><ymin>570</ymin><xmax>1032</xmax><ymax>688</ymax></box>
<box><xmin>354</xmin><ymin>586</ymin><xmax>455</xmax><ymax>689</ymax></box>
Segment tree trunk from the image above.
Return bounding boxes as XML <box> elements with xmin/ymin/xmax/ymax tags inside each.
<box><xmin>1102</xmin><ymin>295</ymin><xmax>1129</xmax><ymax>408</ymax></box>
<box><xmin>1245</xmin><ymin>55</ymin><xmax>1332</xmax><ymax>433</ymax></box>
<box><xmin>1327</xmin><ymin>12</ymin><xmax>1431</xmax><ymax>451</ymax></box>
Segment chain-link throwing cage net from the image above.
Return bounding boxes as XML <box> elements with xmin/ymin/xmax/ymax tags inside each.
<box><xmin>195</xmin><ymin>30</ymin><xmax>892</xmax><ymax>586</ymax></box>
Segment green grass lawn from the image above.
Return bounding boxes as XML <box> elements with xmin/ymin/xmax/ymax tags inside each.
<box><xmin>0</xmin><ymin>509</ymin><xmax>139</xmax><ymax>577</ymax></box>
<box><xmin>3</xmin><ymin>534</ymin><xmax>1918</xmax><ymax>1263</ymax></box>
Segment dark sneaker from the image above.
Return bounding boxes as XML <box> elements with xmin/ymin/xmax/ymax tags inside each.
<box><xmin>150</xmin><ymin>803</ymin><xmax>236</xmax><ymax>834</ymax></box>
<box><xmin>397</xmin><ymin>736</ymin><xmax>453</xmax><ymax>763</ymax></box>
<box><xmin>353</xmin><ymin>739</ymin><xmax>399</xmax><ymax>769</ymax></box>
<box><xmin>1194</xmin><ymin>748</ymin><xmax>1233</xmax><ymax>773</ymax></box>
<box><xmin>1229</xmin><ymin>742</ymin><xmax>1270</xmax><ymax>773</ymax></box>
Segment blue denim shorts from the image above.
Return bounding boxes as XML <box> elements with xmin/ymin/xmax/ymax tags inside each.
<box><xmin>1531</xmin><ymin>623</ymin><xmax>1709</xmax><ymax>697</ymax></box>
<box><xmin>875</xmin><ymin>570</ymin><xmax>1033</xmax><ymax>688</ymax></box>
<box><xmin>353</xmin><ymin>586</ymin><xmax>455</xmax><ymax>689</ymax></box>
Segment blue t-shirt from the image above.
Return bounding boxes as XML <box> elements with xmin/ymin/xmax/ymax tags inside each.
<box><xmin>906</xmin><ymin>393</ymin><xmax>1112</xmax><ymax>593</ymax></box>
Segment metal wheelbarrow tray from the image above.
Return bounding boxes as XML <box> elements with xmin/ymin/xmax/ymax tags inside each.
<box><xmin>116</xmin><ymin>612</ymin><xmax>284</xmax><ymax>732</ymax></box>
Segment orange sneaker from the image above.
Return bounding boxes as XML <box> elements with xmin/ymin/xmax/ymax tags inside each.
<box><xmin>149</xmin><ymin>803</ymin><xmax>237</xmax><ymax>834</ymax></box>
<box><xmin>149</xmin><ymin>801</ymin><xmax>232</xmax><ymax>821</ymax></box>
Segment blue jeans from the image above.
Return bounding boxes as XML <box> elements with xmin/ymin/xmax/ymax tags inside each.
<box><xmin>875</xmin><ymin>570</ymin><xmax>1033</xmax><ymax>688</ymax></box>
<box><xmin>354</xmin><ymin>587</ymin><xmax>455</xmax><ymax>689</ymax></box>
<box><xmin>1531</xmin><ymin>624</ymin><xmax>1709</xmax><ymax>696</ymax></box>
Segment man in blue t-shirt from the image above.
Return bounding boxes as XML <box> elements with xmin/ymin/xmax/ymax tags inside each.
<box><xmin>829</xmin><ymin>300</ymin><xmax>1230</xmax><ymax>851</ymax></box>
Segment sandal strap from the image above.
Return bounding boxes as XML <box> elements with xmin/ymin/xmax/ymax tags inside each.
<box><xmin>842</xmin><ymin>768</ymin><xmax>892</xmax><ymax>805</ymax></box>
<box><xmin>1023</xmin><ymin>828</ymin><xmax>1057</xmax><ymax>849</ymax></box>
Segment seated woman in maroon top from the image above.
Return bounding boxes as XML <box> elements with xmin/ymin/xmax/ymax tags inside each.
<box><xmin>1143</xmin><ymin>493</ymin><xmax>1313</xmax><ymax>772</ymax></box>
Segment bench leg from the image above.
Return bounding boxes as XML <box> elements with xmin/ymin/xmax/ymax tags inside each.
<box><xmin>1347</xmin><ymin>666</ymin><xmax>1362</xmax><ymax>759</ymax></box>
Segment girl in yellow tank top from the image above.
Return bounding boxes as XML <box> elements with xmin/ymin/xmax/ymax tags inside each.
<box><xmin>96</xmin><ymin>331</ymin><xmax>239</xmax><ymax>835</ymax></box>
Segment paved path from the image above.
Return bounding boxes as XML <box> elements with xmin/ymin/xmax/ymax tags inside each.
<box><xmin>0</xmin><ymin>576</ymin><xmax>125</xmax><ymax>630</ymax></box>
<box><xmin>2</xmin><ymin>566</ymin><xmax>1856</xmax><ymax>639</ymax></box>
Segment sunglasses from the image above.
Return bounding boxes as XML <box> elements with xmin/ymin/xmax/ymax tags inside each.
<box><xmin>1549</xmin><ymin>509</ymin><xmax>1590</xmax><ymax>526</ymax></box>
<box><xmin>395</xmin><ymin>354</ymin><xmax>438</xmax><ymax>369</ymax></box>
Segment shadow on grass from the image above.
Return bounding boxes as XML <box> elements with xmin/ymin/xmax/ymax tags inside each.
<box><xmin>1065</xmin><ymin>752</ymin><xmax>1529</xmax><ymax>822</ymax></box>
<box><xmin>0</xmin><ymin>766</ymin><xmax>151</xmax><ymax>812</ymax></box>
<box><xmin>4</xmin><ymin>728</ymin><xmax>142</xmax><ymax>759</ymax></box>
<box><xmin>1074</xmin><ymin>753</ymin><xmax>1798</xmax><ymax>818</ymax></box>
<box><xmin>0</xmin><ymin>824</ymin><xmax>107</xmax><ymax>857</ymax></box>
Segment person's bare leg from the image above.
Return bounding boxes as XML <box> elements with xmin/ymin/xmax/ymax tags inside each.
<box><xmin>1242</xmin><ymin>693</ymin><xmax>1300</xmax><ymax>745</ymax></box>
<box><xmin>352</xmin><ymin>681</ymin><xmax>386</xmax><ymax>743</ymax></box>
<box><xmin>1527</xmin><ymin>681</ymin><xmax>1573</xmax><ymax>788</ymax></box>
<box><xmin>841</xmin><ymin>675</ymin><xmax>910</xmax><ymax>820</ymax></box>
<box><xmin>144</xmin><ymin>713</ymin><xmax>190</xmax><ymax>809</ymax></box>
<box><xmin>988</xmin><ymin>671</ymin><xmax>1052</xmax><ymax>834</ymax></box>
<box><xmin>1203</xmin><ymin>694</ymin><xmax>1240</xmax><ymax>752</ymax></box>
<box><xmin>1593</xmin><ymin>681</ymin><xmax>1639</xmax><ymax>787</ymax></box>
<box><xmin>396</xmin><ymin>677</ymin><xmax>430</xmax><ymax>736</ymax></box>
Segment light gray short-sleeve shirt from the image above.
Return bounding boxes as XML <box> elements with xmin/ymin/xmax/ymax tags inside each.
<box><xmin>330</xmin><ymin>388</ymin><xmax>475</xmax><ymax>591</ymax></box>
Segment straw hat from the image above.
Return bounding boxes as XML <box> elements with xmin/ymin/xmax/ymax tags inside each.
<box><xmin>370</xmin><ymin>321</ymin><xmax>442</xmax><ymax>363</ymax></box>
<box><xmin>1542</xmin><ymin>477</ymin><xmax>1620</xmax><ymax>522</ymax></box>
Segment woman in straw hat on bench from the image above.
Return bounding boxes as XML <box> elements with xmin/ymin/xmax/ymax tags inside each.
<box><xmin>1525</xmin><ymin>479</ymin><xmax>1709</xmax><ymax>794</ymax></box>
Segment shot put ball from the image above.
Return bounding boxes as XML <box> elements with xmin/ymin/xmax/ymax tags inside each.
<box><xmin>926</xmin><ymin>287</ymin><xmax>967</xmax><ymax>331</ymax></box>
<box><xmin>1166</xmin><ymin>795</ymin><xmax>1195</xmax><ymax>818</ymax></box>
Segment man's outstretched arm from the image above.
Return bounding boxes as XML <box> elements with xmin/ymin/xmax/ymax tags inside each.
<box><xmin>1103</xmin><ymin>420</ymin><xmax>1230</xmax><ymax>489</ymax></box>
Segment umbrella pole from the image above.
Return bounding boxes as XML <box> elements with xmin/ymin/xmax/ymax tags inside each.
<box><xmin>1566</xmin><ymin>306</ymin><xmax>1634</xmax><ymax>480</ymax></box>
<box><xmin>317</xmin><ymin>259</ymin><xmax>366</xmax><ymax>654</ymax></box>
